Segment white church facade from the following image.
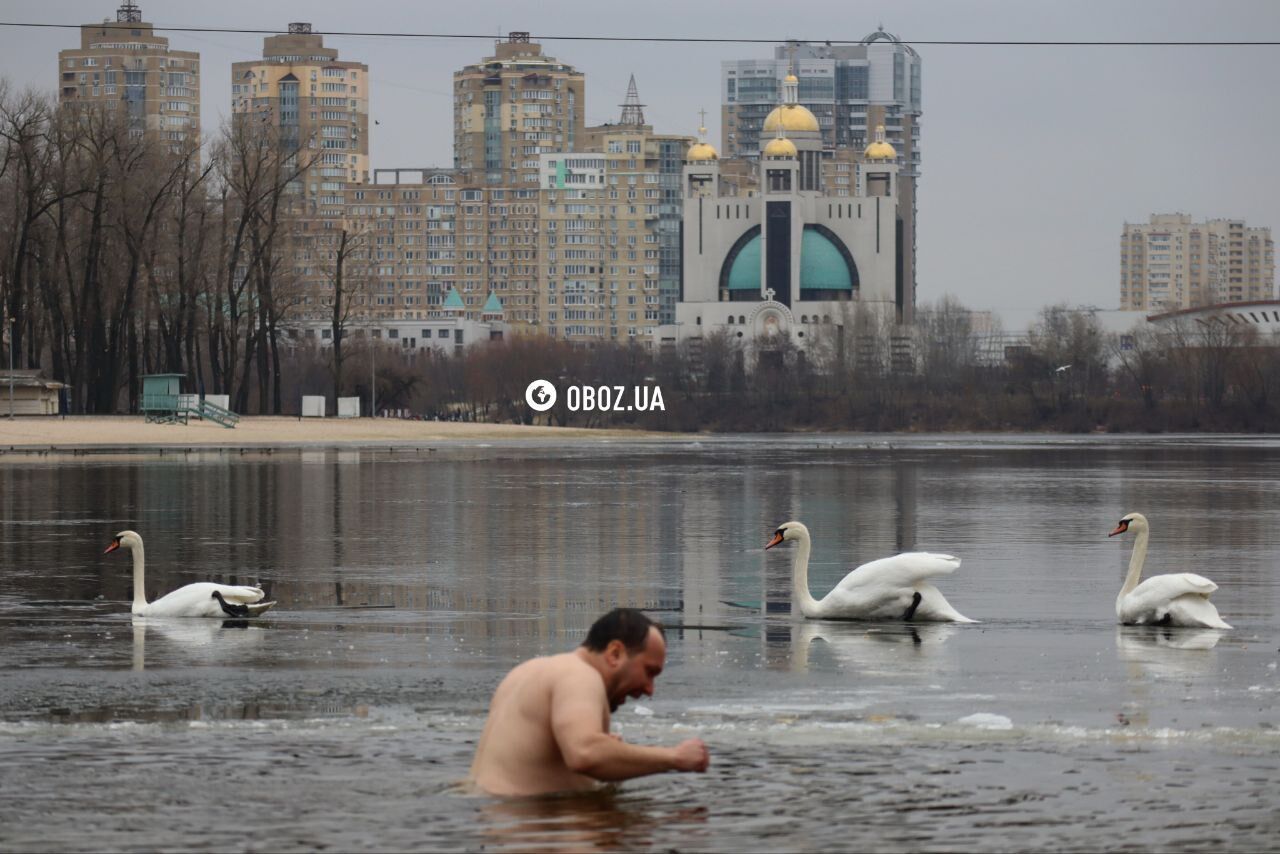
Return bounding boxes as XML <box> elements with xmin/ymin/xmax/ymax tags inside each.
<box><xmin>657</xmin><ymin>73</ymin><xmax>907</xmax><ymax>352</ymax></box>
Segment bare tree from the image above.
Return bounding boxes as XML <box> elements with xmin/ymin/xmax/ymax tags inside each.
<box><xmin>916</xmin><ymin>294</ymin><xmax>978</xmax><ymax>394</ymax></box>
<box><xmin>1111</xmin><ymin>323</ymin><xmax>1168</xmax><ymax>411</ymax></box>
<box><xmin>325</xmin><ymin>221</ymin><xmax>376</xmax><ymax>409</ymax></box>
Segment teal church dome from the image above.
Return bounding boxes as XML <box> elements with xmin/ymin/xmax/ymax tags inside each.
<box><xmin>725</xmin><ymin>233</ymin><xmax>762</xmax><ymax>290</ymax></box>
<box><xmin>799</xmin><ymin>228</ymin><xmax>854</xmax><ymax>290</ymax></box>
<box><xmin>722</xmin><ymin>226</ymin><xmax>856</xmax><ymax>293</ymax></box>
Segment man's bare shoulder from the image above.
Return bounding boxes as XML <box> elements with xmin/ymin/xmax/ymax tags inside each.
<box><xmin>503</xmin><ymin>651</ymin><xmax>590</xmax><ymax>676</ymax></box>
<box><xmin>508</xmin><ymin>651</ymin><xmax>604</xmax><ymax>692</ymax></box>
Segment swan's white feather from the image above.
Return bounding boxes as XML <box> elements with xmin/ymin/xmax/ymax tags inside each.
<box><xmin>775</xmin><ymin>522</ymin><xmax>974</xmax><ymax>623</ymax></box>
<box><xmin>1119</xmin><ymin>574</ymin><xmax>1229</xmax><ymax>629</ymax></box>
<box><xmin>1113</xmin><ymin>514</ymin><xmax>1231</xmax><ymax>629</ymax></box>
<box><xmin>109</xmin><ymin>530</ymin><xmax>275</xmax><ymax>619</ymax></box>
<box><xmin>835</xmin><ymin>552</ymin><xmax>962</xmax><ymax>592</ymax></box>
<box><xmin>139</xmin><ymin>582</ymin><xmax>268</xmax><ymax>618</ymax></box>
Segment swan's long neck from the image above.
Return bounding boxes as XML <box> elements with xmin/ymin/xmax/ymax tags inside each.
<box><xmin>129</xmin><ymin>543</ymin><xmax>148</xmax><ymax>611</ymax></box>
<box><xmin>1120</xmin><ymin>527</ymin><xmax>1148</xmax><ymax>598</ymax></box>
<box><xmin>791</xmin><ymin>530</ymin><xmax>822</xmax><ymax>617</ymax></box>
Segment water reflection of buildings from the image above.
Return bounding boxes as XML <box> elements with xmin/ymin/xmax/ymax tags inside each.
<box><xmin>275</xmin><ymin>450</ymin><xmax>686</xmax><ymax>645</ymax></box>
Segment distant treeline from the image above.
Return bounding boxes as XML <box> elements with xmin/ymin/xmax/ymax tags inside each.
<box><xmin>318</xmin><ymin>299</ymin><xmax>1280</xmax><ymax>434</ymax></box>
<box><xmin>0</xmin><ymin>84</ymin><xmax>335</xmax><ymax>415</ymax></box>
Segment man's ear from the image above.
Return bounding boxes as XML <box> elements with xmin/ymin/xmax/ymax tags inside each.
<box><xmin>603</xmin><ymin>639</ymin><xmax>627</xmax><ymax>668</ymax></box>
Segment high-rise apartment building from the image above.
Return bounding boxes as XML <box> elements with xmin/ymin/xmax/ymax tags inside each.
<box><xmin>453</xmin><ymin>33</ymin><xmax>586</xmax><ymax>187</ymax></box>
<box><xmin>579</xmin><ymin>78</ymin><xmax>692</xmax><ymax>326</ymax></box>
<box><xmin>291</xmin><ymin>170</ymin><xmax>541</xmax><ymax>331</ymax></box>
<box><xmin>57</xmin><ymin>2</ymin><xmax>200</xmax><ymax>147</ymax></box>
<box><xmin>721</xmin><ymin>31</ymin><xmax>922</xmax><ymax>321</ymax></box>
<box><xmin>232</xmin><ymin>23</ymin><xmax>369</xmax><ymax>216</ymax></box>
<box><xmin>1120</xmin><ymin>214</ymin><xmax>1275</xmax><ymax>311</ymax></box>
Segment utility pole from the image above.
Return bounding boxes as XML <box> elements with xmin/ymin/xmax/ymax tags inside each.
<box><xmin>369</xmin><ymin>327</ymin><xmax>376</xmax><ymax>418</ymax></box>
<box><xmin>5</xmin><ymin>314</ymin><xmax>13</xmax><ymax>420</ymax></box>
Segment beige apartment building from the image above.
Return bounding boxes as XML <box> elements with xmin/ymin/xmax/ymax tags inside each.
<box><xmin>232</xmin><ymin>23</ymin><xmax>369</xmax><ymax>217</ymax></box>
<box><xmin>290</xmin><ymin>170</ymin><xmax>540</xmax><ymax>333</ymax></box>
<box><xmin>57</xmin><ymin>2</ymin><xmax>199</xmax><ymax>148</ymax></box>
<box><xmin>453</xmin><ymin>33</ymin><xmax>586</xmax><ymax>187</ymax></box>
<box><xmin>1120</xmin><ymin>214</ymin><xmax>1276</xmax><ymax>311</ymax></box>
<box><xmin>535</xmin><ymin>110</ymin><xmax>693</xmax><ymax>341</ymax></box>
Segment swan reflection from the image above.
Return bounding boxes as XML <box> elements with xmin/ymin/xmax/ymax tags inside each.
<box><xmin>131</xmin><ymin>615</ymin><xmax>266</xmax><ymax>671</ymax></box>
<box><xmin>787</xmin><ymin>620</ymin><xmax>957</xmax><ymax>675</ymax></box>
<box><xmin>1115</xmin><ymin>625</ymin><xmax>1221</xmax><ymax>680</ymax></box>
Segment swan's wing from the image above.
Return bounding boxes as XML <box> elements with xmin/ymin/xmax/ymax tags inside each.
<box><xmin>1131</xmin><ymin>573</ymin><xmax>1218</xmax><ymax>601</ymax></box>
<box><xmin>208</xmin><ymin>584</ymin><xmax>267</xmax><ymax>604</ymax></box>
<box><xmin>1163</xmin><ymin>595</ymin><xmax>1231</xmax><ymax>629</ymax></box>
<box><xmin>835</xmin><ymin>552</ymin><xmax>961</xmax><ymax>593</ymax></box>
<box><xmin>1127</xmin><ymin>573</ymin><xmax>1217</xmax><ymax>613</ymax></box>
<box><xmin>145</xmin><ymin>583</ymin><xmax>266</xmax><ymax>618</ymax></box>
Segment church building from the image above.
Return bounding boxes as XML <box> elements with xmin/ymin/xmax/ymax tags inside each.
<box><xmin>661</xmin><ymin>72</ymin><xmax>906</xmax><ymax>351</ymax></box>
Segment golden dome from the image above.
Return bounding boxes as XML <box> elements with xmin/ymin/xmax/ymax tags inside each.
<box><xmin>687</xmin><ymin>141</ymin><xmax>719</xmax><ymax>162</ymax></box>
<box><xmin>863</xmin><ymin>140</ymin><xmax>896</xmax><ymax>160</ymax></box>
<box><xmin>763</xmin><ymin>136</ymin><xmax>797</xmax><ymax>158</ymax></box>
<box><xmin>763</xmin><ymin>104</ymin><xmax>820</xmax><ymax>134</ymax></box>
<box><xmin>783</xmin><ymin>73</ymin><xmax>799</xmax><ymax>84</ymax></box>
<box><xmin>863</xmin><ymin>125</ymin><xmax>897</xmax><ymax>161</ymax></box>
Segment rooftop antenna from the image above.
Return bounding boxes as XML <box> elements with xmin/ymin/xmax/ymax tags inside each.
<box><xmin>619</xmin><ymin>74</ymin><xmax>646</xmax><ymax>126</ymax></box>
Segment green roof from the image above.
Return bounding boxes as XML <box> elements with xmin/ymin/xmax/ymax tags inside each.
<box><xmin>443</xmin><ymin>288</ymin><xmax>465</xmax><ymax>309</ymax></box>
<box><xmin>725</xmin><ymin>234</ymin><xmax>762</xmax><ymax>290</ymax></box>
<box><xmin>724</xmin><ymin>226</ymin><xmax>855</xmax><ymax>293</ymax></box>
<box><xmin>800</xmin><ymin>228</ymin><xmax>854</xmax><ymax>290</ymax></box>
<box><xmin>482</xmin><ymin>292</ymin><xmax>503</xmax><ymax>313</ymax></box>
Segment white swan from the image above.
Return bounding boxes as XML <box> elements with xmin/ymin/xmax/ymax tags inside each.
<box><xmin>104</xmin><ymin>530</ymin><xmax>276</xmax><ymax>618</ymax></box>
<box><xmin>1108</xmin><ymin>512</ymin><xmax>1231</xmax><ymax>629</ymax></box>
<box><xmin>765</xmin><ymin>521</ymin><xmax>975</xmax><ymax>622</ymax></box>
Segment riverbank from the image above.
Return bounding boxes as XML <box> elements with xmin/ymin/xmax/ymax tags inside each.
<box><xmin>0</xmin><ymin>415</ymin><xmax>660</xmax><ymax>451</ymax></box>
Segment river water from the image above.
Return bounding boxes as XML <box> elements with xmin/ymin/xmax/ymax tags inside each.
<box><xmin>0</xmin><ymin>436</ymin><xmax>1277</xmax><ymax>851</ymax></box>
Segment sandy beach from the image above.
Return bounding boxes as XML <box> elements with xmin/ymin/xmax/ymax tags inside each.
<box><xmin>0</xmin><ymin>415</ymin><xmax>662</xmax><ymax>450</ymax></box>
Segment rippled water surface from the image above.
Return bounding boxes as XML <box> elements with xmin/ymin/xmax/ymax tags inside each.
<box><xmin>1</xmin><ymin>435</ymin><xmax>1278</xmax><ymax>851</ymax></box>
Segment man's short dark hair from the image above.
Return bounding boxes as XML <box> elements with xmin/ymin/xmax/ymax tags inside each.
<box><xmin>582</xmin><ymin>608</ymin><xmax>665</xmax><ymax>653</ymax></box>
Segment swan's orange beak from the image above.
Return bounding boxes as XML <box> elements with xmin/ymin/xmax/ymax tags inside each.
<box><xmin>764</xmin><ymin>531</ymin><xmax>784</xmax><ymax>550</ymax></box>
<box><xmin>103</xmin><ymin>540</ymin><xmax>120</xmax><ymax>554</ymax></box>
<box><xmin>1108</xmin><ymin>521</ymin><xmax>1129</xmax><ymax>537</ymax></box>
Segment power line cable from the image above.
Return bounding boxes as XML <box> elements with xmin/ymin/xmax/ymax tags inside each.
<box><xmin>3</xmin><ymin>21</ymin><xmax>1278</xmax><ymax>46</ymax></box>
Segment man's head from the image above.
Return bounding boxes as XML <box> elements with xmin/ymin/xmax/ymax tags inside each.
<box><xmin>581</xmin><ymin>608</ymin><xmax>666</xmax><ymax>712</ymax></box>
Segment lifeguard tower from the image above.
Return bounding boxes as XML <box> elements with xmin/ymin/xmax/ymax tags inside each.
<box><xmin>140</xmin><ymin>374</ymin><xmax>238</xmax><ymax>428</ymax></box>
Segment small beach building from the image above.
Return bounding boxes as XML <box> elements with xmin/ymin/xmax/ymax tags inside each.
<box><xmin>0</xmin><ymin>370</ymin><xmax>66</xmax><ymax>416</ymax></box>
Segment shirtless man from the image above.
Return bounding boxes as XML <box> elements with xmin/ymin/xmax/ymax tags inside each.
<box><xmin>468</xmin><ymin>608</ymin><xmax>710</xmax><ymax>797</ymax></box>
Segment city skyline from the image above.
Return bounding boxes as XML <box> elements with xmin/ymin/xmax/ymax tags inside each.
<box><xmin>4</xmin><ymin>0</ymin><xmax>1278</xmax><ymax>314</ymax></box>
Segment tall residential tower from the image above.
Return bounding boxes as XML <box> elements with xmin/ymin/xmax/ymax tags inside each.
<box><xmin>1120</xmin><ymin>214</ymin><xmax>1275</xmax><ymax>311</ymax></box>
<box><xmin>453</xmin><ymin>33</ymin><xmax>586</xmax><ymax>187</ymax></box>
<box><xmin>57</xmin><ymin>2</ymin><xmax>200</xmax><ymax>148</ymax></box>
<box><xmin>232</xmin><ymin>23</ymin><xmax>369</xmax><ymax>216</ymax></box>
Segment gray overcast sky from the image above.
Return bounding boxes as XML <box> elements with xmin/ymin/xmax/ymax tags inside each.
<box><xmin>3</xmin><ymin>0</ymin><xmax>1278</xmax><ymax>312</ymax></box>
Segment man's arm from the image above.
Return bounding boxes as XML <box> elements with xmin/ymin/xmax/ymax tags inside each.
<box><xmin>550</xmin><ymin>668</ymin><xmax>708</xmax><ymax>783</ymax></box>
